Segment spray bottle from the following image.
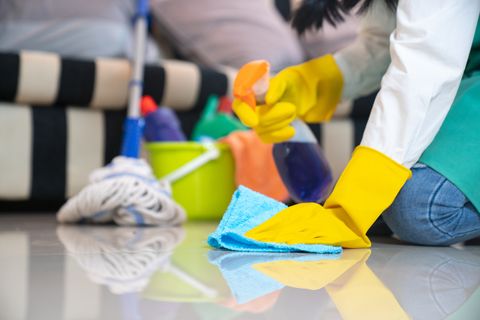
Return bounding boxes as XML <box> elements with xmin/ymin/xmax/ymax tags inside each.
<box><xmin>192</xmin><ymin>95</ymin><xmax>247</xmax><ymax>141</ymax></box>
<box><xmin>141</xmin><ymin>96</ymin><xmax>186</xmax><ymax>142</ymax></box>
<box><xmin>234</xmin><ymin>60</ymin><xmax>333</xmax><ymax>203</ymax></box>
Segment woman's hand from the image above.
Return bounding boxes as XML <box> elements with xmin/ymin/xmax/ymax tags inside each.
<box><xmin>233</xmin><ymin>54</ymin><xmax>344</xmax><ymax>143</ymax></box>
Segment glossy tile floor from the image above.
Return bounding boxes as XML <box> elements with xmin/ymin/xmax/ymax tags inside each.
<box><xmin>1</xmin><ymin>214</ymin><xmax>479</xmax><ymax>320</ymax></box>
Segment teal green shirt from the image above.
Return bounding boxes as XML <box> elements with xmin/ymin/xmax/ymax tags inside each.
<box><xmin>420</xmin><ymin>20</ymin><xmax>480</xmax><ymax>211</ymax></box>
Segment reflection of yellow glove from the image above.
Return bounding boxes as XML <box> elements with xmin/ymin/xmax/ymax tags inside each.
<box><xmin>326</xmin><ymin>259</ymin><xmax>409</xmax><ymax>320</ymax></box>
<box><xmin>253</xmin><ymin>250</ymin><xmax>370</xmax><ymax>290</ymax></box>
<box><xmin>252</xmin><ymin>250</ymin><xmax>409</xmax><ymax>319</ymax></box>
<box><xmin>233</xmin><ymin>55</ymin><xmax>343</xmax><ymax>143</ymax></box>
<box><xmin>245</xmin><ymin>146</ymin><xmax>411</xmax><ymax>248</ymax></box>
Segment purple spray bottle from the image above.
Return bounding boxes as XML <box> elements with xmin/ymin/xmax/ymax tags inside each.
<box><xmin>234</xmin><ymin>61</ymin><xmax>333</xmax><ymax>203</ymax></box>
<box><xmin>273</xmin><ymin>119</ymin><xmax>333</xmax><ymax>203</ymax></box>
<box><xmin>141</xmin><ymin>96</ymin><xmax>186</xmax><ymax>142</ymax></box>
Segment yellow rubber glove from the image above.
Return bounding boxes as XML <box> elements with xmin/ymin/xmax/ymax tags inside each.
<box><xmin>244</xmin><ymin>146</ymin><xmax>412</xmax><ymax>248</ymax></box>
<box><xmin>233</xmin><ymin>55</ymin><xmax>344</xmax><ymax>143</ymax></box>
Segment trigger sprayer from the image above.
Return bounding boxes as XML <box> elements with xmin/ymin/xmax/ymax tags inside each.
<box><xmin>234</xmin><ymin>61</ymin><xmax>333</xmax><ymax>203</ymax></box>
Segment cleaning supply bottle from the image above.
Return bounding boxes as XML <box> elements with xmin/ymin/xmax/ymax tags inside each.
<box><xmin>192</xmin><ymin>95</ymin><xmax>247</xmax><ymax>141</ymax></box>
<box><xmin>234</xmin><ymin>60</ymin><xmax>333</xmax><ymax>203</ymax></box>
<box><xmin>273</xmin><ymin>119</ymin><xmax>332</xmax><ymax>203</ymax></box>
<box><xmin>141</xmin><ymin>96</ymin><xmax>186</xmax><ymax>142</ymax></box>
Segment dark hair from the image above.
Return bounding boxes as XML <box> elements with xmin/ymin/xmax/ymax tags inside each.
<box><xmin>292</xmin><ymin>0</ymin><xmax>398</xmax><ymax>34</ymax></box>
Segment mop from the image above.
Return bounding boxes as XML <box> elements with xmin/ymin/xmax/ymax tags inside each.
<box><xmin>57</xmin><ymin>0</ymin><xmax>186</xmax><ymax>226</ymax></box>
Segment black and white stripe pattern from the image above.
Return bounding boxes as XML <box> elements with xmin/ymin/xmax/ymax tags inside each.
<box><xmin>0</xmin><ymin>51</ymin><xmax>231</xmax><ymax>112</ymax></box>
<box><xmin>0</xmin><ymin>104</ymin><xmax>31</xmax><ymax>200</ymax></box>
<box><xmin>0</xmin><ymin>103</ymin><xmax>124</xmax><ymax>201</ymax></box>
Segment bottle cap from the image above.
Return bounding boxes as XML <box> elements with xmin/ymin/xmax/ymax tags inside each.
<box><xmin>218</xmin><ymin>96</ymin><xmax>233</xmax><ymax>113</ymax></box>
<box><xmin>141</xmin><ymin>96</ymin><xmax>158</xmax><ymax>116</ymax></box>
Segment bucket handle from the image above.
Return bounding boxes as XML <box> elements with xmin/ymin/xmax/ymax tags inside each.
<box><xmin>160</xmin><ymin>142</ymin><xmax>220</xmax><ymax>184</ymax></box>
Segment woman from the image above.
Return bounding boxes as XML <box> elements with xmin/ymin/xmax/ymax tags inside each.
<box><xmin>233</xmin><ymin>0</ymin><xmax>480</xmax><ymax>247</ymax></box>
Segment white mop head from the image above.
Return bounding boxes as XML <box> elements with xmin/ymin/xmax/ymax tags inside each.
<box><xmin>57</xmin><ymin>156</ymin><xmax>186</xmax><ymax>226</ymax></box>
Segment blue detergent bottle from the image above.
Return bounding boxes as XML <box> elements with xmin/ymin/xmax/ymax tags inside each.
<box><xmin>273</xmin><ymin>119</ymin><xmax>333</xmax><ymax>203</ymax></box>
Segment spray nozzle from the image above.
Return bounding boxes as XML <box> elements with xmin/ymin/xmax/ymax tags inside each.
<box><xmin>233</xmin><ymin>60</ymin><xmax>270</xmax><ymax>109</ymax></box>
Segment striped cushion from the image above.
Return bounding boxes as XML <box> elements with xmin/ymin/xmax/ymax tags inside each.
<box><xmin>0</xmin><ymin>51</ymin><xmax>232</xmax><ymax>112</ymax></box>
<box><xmin>0</xmin><ymin>103</ymin><xmax>124</xmax><ymax>201</ymax></box>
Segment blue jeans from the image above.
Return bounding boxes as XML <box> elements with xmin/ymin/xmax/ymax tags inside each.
<box><xmin>383</xmin><ymin>164</ymin><xmax>480</xmax><ymax>246</ymax></box>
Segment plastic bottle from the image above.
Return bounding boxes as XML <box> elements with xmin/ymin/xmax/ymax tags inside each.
<box><xmin>141</xmin><ymin>96</ymin><xmax>186</xmax><ymax>142</ymax></box>
<box><xmin>273</xmin><ymin>119</ymin><xmax>333</xmax><ymax>203</ymax></box>
<box><xmin>191</xmin><ymin>95</ymin><xmax>247</xmax><ymax>141</ymax></box>
<box><xmin>233</xmin><ymin>60</ymin><xmax>333</xmax><ymax>203</ymax></box>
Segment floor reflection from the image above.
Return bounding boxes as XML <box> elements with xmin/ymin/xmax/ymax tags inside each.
<box><xmin>208</xmin><ymin>245</ymin><xmax>480</xmax><ymax>319</ymax></box>
<box><xmin>0</xmin><ymin>219</ymin><xmax>479</xmax><ymax>320</ymax></box>
<box><xmin>57</xmin><ymin>225</ymin><xmax>185</xmax><ymax>294</ymax></box>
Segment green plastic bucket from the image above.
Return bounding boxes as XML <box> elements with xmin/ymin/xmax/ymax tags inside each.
<box><xmin>146</xmin><ymin>142</ymin><xmax>235</xmax><ymax>220</ymax></box>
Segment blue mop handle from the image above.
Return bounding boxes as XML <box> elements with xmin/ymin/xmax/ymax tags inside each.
<box><xmin>121</xmin><ymin>117</ymin><xmax>144</xmax><ymax>158</ymax></box>
<box><xmin>136</xmin><ymin>0</ymin><xmax>149</xmax><ymax>17</ymax></box>
<box><xmin>121</xmin><ymin>0</ymin><xmax>149</xmax><ymax>158</ymax></box>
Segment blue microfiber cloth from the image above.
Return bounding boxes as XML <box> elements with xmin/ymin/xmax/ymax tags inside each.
<box><xmin>208</xmin><ymin>186</ymin><xmax>342</xmax><ymax>254</ymax></box>
<box><xmin>208</xmin><ymin>250</ymin><xmax>339</xmax><ymax>304</ymax></box>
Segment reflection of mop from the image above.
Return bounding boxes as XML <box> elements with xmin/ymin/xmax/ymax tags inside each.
<box><xmin>165</xmin><ymin>263</ymin><xmax>218</xmax><ymax>299</ymax></box>
<box><xmin>143</xmin><ymin>225</ymin><xmax>226</xmax><ymax>303</ymax></box>
<box><xmin>57</xmin><ymin>225</ymin><xmax>217</xmax><ymax>298</ymax></box>
<box><xmin>57</xmin><ymin>0</ymin><xmax>185</xmax><ymax>226</ymax></box>
<box><xmin>57</xmin><ymin>225</ymin><xmax>185</xmax><ymax>294</ymax></box>
<box><xmin>142</xmin><ymin>259</ymin><xmax>219</xmax><ymax>301</ymax></box>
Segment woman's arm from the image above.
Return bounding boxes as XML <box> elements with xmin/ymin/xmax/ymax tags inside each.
<box><xmin>334</xmin><ymin>0</ymin><xmax>396</xmax><ymax>100</ymax></box>
<box><xmin>361</xmin><ymin>0</ymin><xmax>480</xmax><ymax>168</ymax></box>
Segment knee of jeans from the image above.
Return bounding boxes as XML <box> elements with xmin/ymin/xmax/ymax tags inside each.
<box><xmin>383</xmin><ymin>208</ymin><xmax>449</xmax><ymax>246</ymax></box>
<box><xmin>384</xmin><ymin>204</ymin><xmax>466</xmax><ymax>246</ymax></box>
<box><xmin>383</xmin><ymin>185</ymin><xmax>452</xmax><ymax>246</ymax></box>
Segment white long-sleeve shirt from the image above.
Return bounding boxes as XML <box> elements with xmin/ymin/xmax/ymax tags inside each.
<box><xmin>334</xmin><ymin>0</ymin><xmax>480</xmax><ymax>168</ymax></box>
